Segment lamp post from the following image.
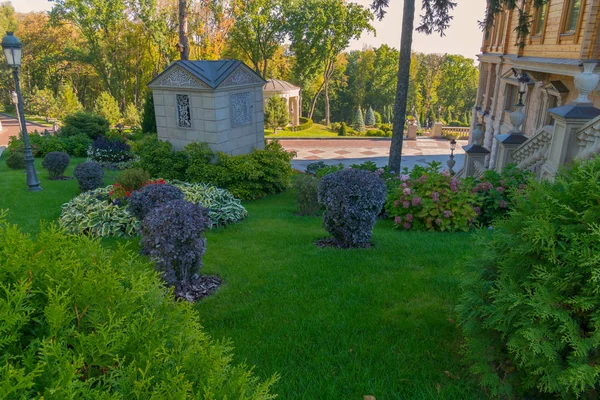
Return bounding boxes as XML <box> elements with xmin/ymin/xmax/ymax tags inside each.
<box><xmin>2</xmin><ymin>32</ymin><xmax>41</xmax><ymax>191</ymax></box>
<box><xmin>447</xmin><ymin>138</ymin><xmax>457</xmax><ymax>175</ymax></box>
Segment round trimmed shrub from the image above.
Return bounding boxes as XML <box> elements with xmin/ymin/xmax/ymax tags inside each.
<box><xmin>59</xmin><ymin>111</ymin><xmax>109</xmax><ymax>139</ymax></box>
<box><xmin>74</xmin><ymin>162</ymin><xmax>104</xmax><ymax>192</ymax></box>
<box><xmin>42</xmin><ymin>151</ymin><xmax>70</xmax><ymax>179</ymax></box>
<box><xmin>0</xmin><ymin>215</ymin><xmax>276</xmax><ymax>398</ymax></box>
<box><xmin>318</xmin><ymin>168</ymin><xmax>387</xmax><ymax>247</ymax></box>
<box><xmin>5</xmin><ymin>149</ymin><xmax>25</xmax><ymax>169</ymax></box>
<box><xmin>128</xmin><ymin>183</ymin><xmax>184</xmax><ymax>221</ymax></box>
<box><xmin>115</xmin><ymin>168</ymin><xmax>150</xmax><ymax>191</ymax></box>
<box><xmin>457</xmin><ymin>157</ymin><xmax>600</xmax><ymax>399</ymax></box>
<box><xmin>141</xmin><ymin>199</ymin><xmax>210</xmax><ymax>290</ymax></box>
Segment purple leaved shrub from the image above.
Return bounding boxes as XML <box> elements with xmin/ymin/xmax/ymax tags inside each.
<box><xmin>127</xmin><ymin>183</ymin><xmax>184</xmax><ymax>221</ymax></box>
<box><xmin>141</xmin><ymin>199</ymin><xmax>210</xmax><ymax>290</ymax></box>
<box><xmin>317</xmin><ymin>168</ymin><xmax>387</xmax><ymax>248</ymax></box>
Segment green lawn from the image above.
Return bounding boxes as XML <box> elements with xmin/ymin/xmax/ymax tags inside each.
<box><xmin>265</xmin><ymin>123</ymin><xmax>340</xmax><ymax>138</ymax></box>
<box><xmin>0</xmin><ymin>155</ymin><xmax>485</xmax><ymax>398</ymax></box>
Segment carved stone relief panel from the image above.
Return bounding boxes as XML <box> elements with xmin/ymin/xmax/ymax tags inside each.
<box><xmin>176</xmin><ymin>94</ymin><xmax>192</xmax><ymax>128</ymax></box>
<box><xmin>231</xmin><ymin>92</ymin><xmax>252</xmax><ymax>127</ymax></box>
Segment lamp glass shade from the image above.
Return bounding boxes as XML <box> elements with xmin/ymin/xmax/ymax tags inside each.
<box><xmin>1</xmin><ymin>32</ymin><xmax>22</xmax><ymax>67</ymax></box>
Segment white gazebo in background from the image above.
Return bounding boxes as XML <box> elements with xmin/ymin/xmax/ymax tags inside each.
<box><xmin>263</xmin><ymin>79</ymin><xmax>301</xmax><ymax>126</ymax></box>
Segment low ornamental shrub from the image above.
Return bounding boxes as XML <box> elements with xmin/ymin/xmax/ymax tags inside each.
<box><xmin>457</xmin><ymin>157</ymin><xmax>600</xmax><ymax>399</ymax></box>
<box><xmin>386</xmin><ymin>162</ymin><xmax>478</xmax><ymax>232</ymax></box>
<box><xmin>294</xmin><ymin>174</ymin><xmax>320</xmax><ymax>216</ymax></box>
<box><xmin>60</xmin><ymin>182</ymin><xmax>247</xmax><ymax>237</ymax></box>
<box><xmin>73</xmin><ymin>162</ymin><xmax>104</xmax><ymax>192</ymax></box>
<box><xmin>132</xmin><ymin>134</ymin><xmax>189</xmax><ymax>180</ymax></box>
<box><xmin>5</xmin><ymin>149</ymin><xmax>25</xmax><ymax>169</ymax></box>
<box><xmin>318</xmin><ymin>168</ymin><xmax>387</xmax><ymax>248</ymax></box>
<box><xmin>338</xmin><ymin>122</ymin><xmax>347</xmax><ymax>136</ymax></box>
<box><xmin>115</xmin><ymin>168</ymin><xmax>151</xmax><ymax>192</ymax></box>
<box><xmin>128</xmin><ymin>182</ymin><xmax>184</xmax><ymax>221</ymax></box>
<box><xmin>141</xmin><ymin>199</ymin><xmax>210</xmax><ymax>292</ymax></box>
<box><xmin>88</xmin><ymin>136</ymin><xmax>135</xmax><ymax>169</ymax></box>
<box><xmin>305</xmin><ymin>161</ymin><xmax>326</xmax><ymax>175</ymax></box>
<box><xmin>42</xmin><ymin>151</ymin><xmax>70</xmax><ymax>179</ymax></box>
<box><xmin>60</xmin><ymin>133</ymin><xmax>93</xmax><ymax>157</ymax></box>
<box><xmin>470</xmin><ymin>164</ymin><xmax>531</xmax><ymax>226</ymax></box>
<box><xmin>0</xmin><ymin>213</ymin><xmax>276</xmax><ymax>398</ymax></box>
<box><xmin>59</xmin><ymin>111</ymin><xmax>110</xmax><ymax>139</ymax></box>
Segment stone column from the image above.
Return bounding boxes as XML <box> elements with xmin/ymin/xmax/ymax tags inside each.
<box><xmin>462</xmin><ymin>123</ymin><xmax>490</xmax><ymax>177</ymax></box>
<box><xmin>432</xmin><ymin>122</ymin><xmax>443</xmax><ymax>138</ymax></box>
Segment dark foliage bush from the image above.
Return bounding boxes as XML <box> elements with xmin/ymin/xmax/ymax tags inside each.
<box><xmin>318</xmin><ymin>168</ymin><xmax>387</xmax><ymax>247</ymax></box>
<box><xmin>89</xmin><ymin>137</ymin><xmax>134</xmax><ymax>167</ymax></box>
<box><xmin>128</xmin><ymin>183</ymin><xmax>184</xmax><ymax>221</ymax></box>
<box><xmin>305</xmin><ymin>161</ymin><xmax>326</xmax><ymax>175</ymax></box>
<box><xmin>0</xmin><ymin>215</ymin><xmax>276</xmax><ymax>397</ymax></box>
<box><xmin>115</xmin><ymin>168</ymin><xmax>150</xmax><ymax>191</ymax></box>
<box><xmin>294</xmin><ymin>174</ymin><xmax>320</xmax><ymax>216</ymax></box>
<box><xmin>141</xmin><ymin>199</ymin><xmax>210</xmax><ymax>291</ymax></box>
<box><xmin>457</xmin><ymin>157</ymin><xmax>600</xmax><ymax>399</ymax></box>
<box><xmin>59</xmin><ymin>111</ymin><xmax>110</xmax><ymax>139</ymax></box>
<box><xmin>5</xmin><ymin>149</ymin><xmax>25</xmax><ymax>169</ymax></box>
<box><xmin>60</xmin><ymin>133</ymin><xmax>92</xmax><ymax>157</ymax></box>
<box><xmin>42</xmin><ymin>151</ymin><xmax>70</xmax><ymax>179</ymax></box>
<box><xmin>74</xmin><ymin>162</ymin><xmax>104</xmax><ymax>191</ymax></box>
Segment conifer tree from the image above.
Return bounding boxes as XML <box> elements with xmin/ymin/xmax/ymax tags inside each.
<box><xmin>352</xmin><ymin>106</ymin><xmax>365</xmax><ymax>132</ymax></box>
<box><xmin>264</xmin><ymin>95</ymin><xmax>289</xmax><ymax>134</ymax></box>
<box><xmin>141</xmin><ymin>91</ymin><xmax>156</xmax><ymax>133</ymax></box>
<box><xmin>94</xmin><ymin>92</ymin><xmax>121</xmax><ymax>126</ymax></box>
<box><xmin>365</xmin><ymin>106</ymin><xmax>376</xmax><ymax>126</ymax></box>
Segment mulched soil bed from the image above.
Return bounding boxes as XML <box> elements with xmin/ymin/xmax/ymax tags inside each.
<box><xmin>175</xmin><ymin>275</ymin><xmax>222</xmax><ymax>302</ymax></box>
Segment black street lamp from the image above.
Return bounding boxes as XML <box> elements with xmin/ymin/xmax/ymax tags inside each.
<box><xmin>447</xmin><ymin>138</ymin><xmax>457</xmax><ymax>175</ymax></box>
<box><xmin>2</xmin><ymin>32</ymin><xmax>41</xmax><ymax>191</ymax></box>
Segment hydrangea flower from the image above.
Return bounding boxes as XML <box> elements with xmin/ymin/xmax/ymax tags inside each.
<box><xmin>411</xmin><ymin>197</ymin><xmax>422</xmax><ymax>206</ymax></box>
<box><xmin>405</xmin><ymin>213</ymin><xmax>414</xmax><ymax>222</ymax></box>
<box><xmin>403</xmin><ymin>222</ymin><xmax>412</xmax><ymax>230</ymax></box>
<box><xmin>394</xmin><ymin>216</ymin><xmax>402</xmax><ymax>224</ymax></box>
<box><xmin>443</xmin><ymin>210</ymin><xmax>453</xmax><ymax>218</ymax></box>
<box><xmin>403</xmin><ymin>201</ymin><xmax>410</xmax><ymax>209</ymax></box>
<box><xmin>442</xmin><ymin>170</ymin><xmax>451</xmax><ymax>177</ymax></box>
<box><xmin>432</xmin><ymin>191</ymin><xmax>440</xmax><ymax>202</ymax></box>
<box><xmin>499</xmin><ymin>200</ymin><xmax>508</xmax><ymax>208</ymax></box>
<box><xmin>400</xmin><ymin>174</ymin><xmax>410</xmax><ymax>182</ymax></box>
<box><xmin>435</xmin><ymin>218</ymin><xmax>442</xmax><ymax>226</ymax></box>
<box><xmin>496</xmin><ymin>186</ymin><xmax>505</xmax><ymax>194</ymax></box>
<box><xmin>403</xmin><ymin>187</ymin><xmax>411</xmax><ymax>195</ymax></box>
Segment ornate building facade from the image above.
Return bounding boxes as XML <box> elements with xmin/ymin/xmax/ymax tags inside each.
<box><xmin>472</xmin><ymin>0</ymin><xmax>600</xmax><ymax>171</ymax></box>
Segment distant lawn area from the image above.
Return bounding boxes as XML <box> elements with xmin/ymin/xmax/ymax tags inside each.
<box><xmin>0</xmin><ymin>154</ymin><xmax>485</xmax><ymax>398</ymax></box>
<box><xmin>265</xmin><ymin>123</ymin><xmax>340</xmax><ymax>138</ymax></box>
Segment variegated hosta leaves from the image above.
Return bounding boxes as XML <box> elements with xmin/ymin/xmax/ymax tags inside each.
<box><xmin>59</xmin><ymin>182</ymin><xmax>247</xmax><ymax>237</ymax></box>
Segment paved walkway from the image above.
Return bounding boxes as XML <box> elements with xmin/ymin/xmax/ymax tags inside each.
<box><xmin>0</xmin><ymin>114</ymin><xmax>52</xmax><ymax>147</ymax></box>
<box><xmin>277</xmin><ymin>137</ymin><xmax>467</xmax><ymax>171</ymax></box>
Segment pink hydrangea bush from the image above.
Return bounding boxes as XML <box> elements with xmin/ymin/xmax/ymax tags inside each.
<box><xmin>386</xmin><ymin>162</ymin><xmax>478</xmax><ymax>232</ymax></box>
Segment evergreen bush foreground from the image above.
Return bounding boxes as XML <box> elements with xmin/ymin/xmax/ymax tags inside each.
<box><xmin>0</xmin><ymin>213</ymin><xmax>276</xmax><ymax>398</ymax></box>
<box><xmin>457</xmin><ymin>157</ymin><xmax>600</xmax><ymax>399</ymax></box>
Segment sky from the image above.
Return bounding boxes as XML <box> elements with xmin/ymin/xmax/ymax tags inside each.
<box><xmin>11</xmin><ymin>0</ymin><xmax>486</xmax><ymax>60</ymax></box>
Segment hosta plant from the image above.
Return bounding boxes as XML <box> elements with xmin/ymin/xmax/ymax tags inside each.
<box><xmin>60</xmin><ymin>182</ymin><xmax>247</xmax><ymax>237</ymax></box>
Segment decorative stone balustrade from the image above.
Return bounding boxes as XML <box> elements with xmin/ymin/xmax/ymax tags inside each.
<box><xmin>441</xmin><ymin>126</ymin><xmax>470</xmax><ymax>139</ymax></box>
<box><xmin>512</xmin><ymin>125</ymin><xmax>553</xmax><ymax>177</ymax></box>
<box><xmin>576</xmin><ymin>119</ymin><xmax>600</xmax><ymax>160</ymax></box>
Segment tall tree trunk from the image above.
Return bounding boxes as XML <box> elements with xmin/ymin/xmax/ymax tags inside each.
<box><xmin>262</xmin><ymin>59</ymin><xmax>269</xmax><ymax>79</ymax></box>
<box><xmin>388</xmin><ymin>0</ymin><xmax>415</xmax><ymax>174</ymax></box>
<box><xmin>179</xmin><ymin>0</ymin><xmax>190</xmax><ymax>61</ymax></box>
<box><xmin>308</xmin><ymin>80</ymin><xmax>325</xmax><ymax>120</ymax></box>
<box><xmin>324</xmin><ymin>60</ymin><xmax>334</xmax><ymax>126</ymax></box>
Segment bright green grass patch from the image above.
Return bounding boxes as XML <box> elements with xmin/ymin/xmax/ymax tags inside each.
<box><xmin>265</xmin><ymin>123</ymin><xmax>339</xmax><ymax>138</ymax></box>
<box><xmin>0</xmin><ymin>156</ymin><xmax>117</xmax><ymax>235</ymax></box>
<box><xmin>0</xmin><ymin>155</ymin><xmax>485</xmax><ymax>398</ymax></box>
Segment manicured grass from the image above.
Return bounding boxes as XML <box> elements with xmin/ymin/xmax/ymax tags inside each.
<box><xmin>0</xmin><ymin>156</ymin><xmax>117</xmax><ymax>234</ymax></box>
<box><xmin>197</xmin><ymin>192</ymin><xmax>485</xmax><ymax>399</ymax></box>
<box><xmin>265</xmin><ymin>123</ymin><xmax>340</xmax><ymax>138</ymax></box>
<box><xmin>0</xmin><ymin>155</ymin><xmax>485</xmax><ymax>398</ymax></box>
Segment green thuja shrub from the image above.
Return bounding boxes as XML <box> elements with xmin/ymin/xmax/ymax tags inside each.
<box><xmin>0</xmin><ymin>212</ymin><xmax>277</xmax><ymax>398</ymax></box>
<box><xmin>132</xmin><ymin>134</ymin><xmax>189</xmax><ymax>180</ymax></box>
<box><xmin>457</xmin><ymin>156</ymin><xmax>600</xmax><ymax>399</ymax></box>
<box><xmin>294</xmin><ymin>174</ymin><xmax>320</xmax><ymax>216</ymax></box>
